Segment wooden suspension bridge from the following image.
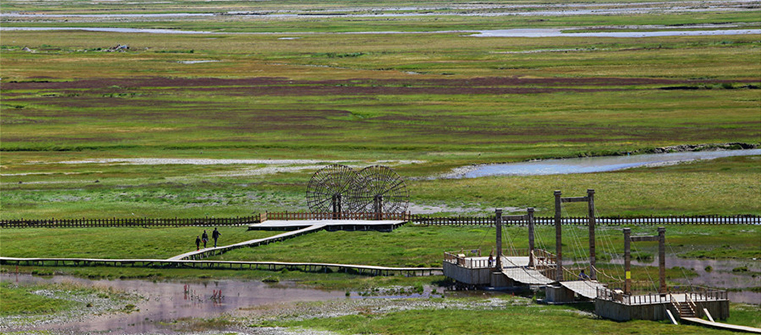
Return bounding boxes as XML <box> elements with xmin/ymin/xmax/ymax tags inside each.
<box><xmin>440</xmin><ymin>190</ymin><xmax>759</xmax><ymax>333</ymax></box>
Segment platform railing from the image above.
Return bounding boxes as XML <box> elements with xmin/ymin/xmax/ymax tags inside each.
<box><xmin>597</xmin><ymin>287</ymin><xmax>728</xmax><ymax>305</ymax></box>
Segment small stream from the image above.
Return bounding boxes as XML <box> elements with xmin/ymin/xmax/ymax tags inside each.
<box><xmin>459</xmin><ymin>149</ymin><xmax>760</xmax><ymax>178</ymax></box>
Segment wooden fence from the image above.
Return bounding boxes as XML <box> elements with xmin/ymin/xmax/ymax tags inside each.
<box><xmin>0</xmin><ymin>216</ymin><xmax>259</xmax><ymax>228</ymax></box>
<box><xmin>411</xmin><ymin>215</ymin><xmax>760</xmax><ymax>226</ymax></box>
<box><xmin>1</xmin><ymin>213</ymin><xmax>757</xmax><ymax>229</ymax></box>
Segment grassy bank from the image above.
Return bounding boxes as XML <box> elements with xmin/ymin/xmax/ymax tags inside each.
<box><xmin>0</xmin><ymin>281</ymin><xmax>138</xmax><ymax>316</ymax></box>
<box><xmin>270</xmin><ymin>297</ymin><xmax>760</xmax><ymax>334</ymax></box>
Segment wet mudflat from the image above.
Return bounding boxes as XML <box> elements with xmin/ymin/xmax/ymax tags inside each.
<box><xmin>1</xmin><ymin>273</ymin><xmax>347</xmax><ymax>334</ymax></box>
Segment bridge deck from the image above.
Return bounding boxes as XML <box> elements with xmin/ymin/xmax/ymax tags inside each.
<box><xmin>559</xmin><ymin>280</ymin><xmax>607</xmax><ymax>299</ymax></box>
<box><xmin>501</xmin><ymin>267</ymin><xmax>554</xmax><ymax>285</ymax></box>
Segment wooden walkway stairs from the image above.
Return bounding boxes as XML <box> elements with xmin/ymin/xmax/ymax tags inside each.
<box><xmin>672</xmin><ymin>295</ymin><xmax>762</xmax><ymax>334</ymax></box>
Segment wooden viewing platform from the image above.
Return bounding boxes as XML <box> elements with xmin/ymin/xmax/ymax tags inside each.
<box><xmin>248</xmin><ymin>219</ymin><xmax>407</xmax><ymax>232</ymax></box>
<box><xmin>0</xmin><ymin>257</ymin><xmax>442</xmax><ymax>277</ymax></box>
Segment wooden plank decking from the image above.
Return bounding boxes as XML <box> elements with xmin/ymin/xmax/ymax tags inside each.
<box><xmin>171</xmin><ymin>223</ymin><xmax>329</xmax><ymax>260</ymax></box>
<box><xmin>559</xmin><ymin>280</ymin><xmax>607</xmax><ymax>299</ymax></box>
<box><xmin>681</xmin><ymin>317</ymin><xmax>762</xmax><ymax>334</ymax></box>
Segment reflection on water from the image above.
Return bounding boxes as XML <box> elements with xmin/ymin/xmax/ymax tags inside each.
<box><xmin>607</xmin><ymin>255</ymin><xmax>760</xmax><ymax>304</ymax></box>
<box><xmin>462</xmin><ymin>149</ymin><xmax>760</xmax><ymax>177</ymax></box>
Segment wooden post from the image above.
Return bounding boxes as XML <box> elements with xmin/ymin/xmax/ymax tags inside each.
<box><xmin>332</xmin><ymin>194</ymin><xmax>342</xmax><ymax>219</ymax></box>
<box><xmin>374</xmin><ymin>195</ymin><xmax>383</xmax><ymax>220</ymax></box>
<box><xmin>495</xmin><ymin>209</ymin><xmax>503</xmax><ymax>270</ymax></box>
<box><xmin>623</xmin><ymin>228</ymin><xmax>631</xmax><ymax>295</ymax></box>
<box><xmin>588</xmin><ymin>189</ymin><xmax>596</xmax><ymax>280</ymax></box>
<box><xmin>554</xmin><ymin>190</ymin><xmax>563</xmax><ymax>282</ymax></box>
<box><xmin>658</xmin><ymin>226</ymin><xmax>666</xmax><ymax>294</ymax></box>
<box><xmin>528</xmin><ymin>207</ymin><xmax>535</xmax><ymax>268</ymax></box>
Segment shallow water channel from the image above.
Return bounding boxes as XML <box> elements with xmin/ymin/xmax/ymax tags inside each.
<box><xmin>459</xmin><ymin>149</ymin><xmax>760</xmax><ymax>178</ymax></box>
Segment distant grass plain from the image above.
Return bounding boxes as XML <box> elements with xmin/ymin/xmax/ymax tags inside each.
<box><xmin>2</xmin><ymin>18</ymin><xmax>759</xmax><ymax>219</ymax></box>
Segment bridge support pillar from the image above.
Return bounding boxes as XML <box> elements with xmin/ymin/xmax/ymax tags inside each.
<box><xmin>495</xmin><ymin>209</ymin><xmax>503</xmax><ymax>269</ymax></box>
<box><xmin>554</xmin><ymin>191</ymin><xmax>563</xmax><ymax>282</ymax></box>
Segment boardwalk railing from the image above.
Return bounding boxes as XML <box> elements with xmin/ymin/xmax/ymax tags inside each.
<box><xmin>0</xmin><ymin>216</ymin><xmax>259</xmax><ymax>228</ymax></box>
<box><xmin>0</xmin><ymin>257</ymin><xmax>442</xmax><ymax>277</ymax></box>
<box><xmin>412</xmin><ymin>215</ymin><xmax>760</xmax><ymax>226</ymax></box>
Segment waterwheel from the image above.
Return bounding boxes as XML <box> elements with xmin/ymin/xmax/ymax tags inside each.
<box><xmin>306</xmin><ymin>164</ymin><xmax>358</xmax><ymax>216</ymax></box>
<box><xmin>350</xmin><ymin>165</ymin><xmax>409</xmax><ymax>216</ymax></box>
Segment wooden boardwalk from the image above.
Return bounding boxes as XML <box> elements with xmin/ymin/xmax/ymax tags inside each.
<box><xmin>681</xmin><ymin>317</ymin><xmax>762</xmax><ymax>334</ymax></box>
<box><xmin>559</xmin><ymin>280</ymin><xmax>607</xmax><ymax>299</ymax></box>
<box><xmin>173</xmin><ymin>219</ymin><xmax>406</xmax><ymax>260</ymax></box>
<box><xmin>171</xmin><ymin>223</ymin><xmax>329</xmax><ymax>260</ymax></box>
<box><xmin>0</xmin><ymin>257</ymin><xmax>442</xmax><ymax>277</ymax></box>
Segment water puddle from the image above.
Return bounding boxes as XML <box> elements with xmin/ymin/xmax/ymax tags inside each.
<box><xmin>456</xmin><ymin>149</ymin><xmax>760</xmax><ymax>178</ymax></box>
<box><xmin>177</xmin><ymin>60</ymin><xmax>220</xmax><ymax>64</ymax></box>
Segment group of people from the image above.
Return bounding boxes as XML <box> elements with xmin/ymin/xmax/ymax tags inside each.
<box><xmin>195</xmin><ymin>227</ymin><xmax>222</xmax><ymax>250</ymax></box>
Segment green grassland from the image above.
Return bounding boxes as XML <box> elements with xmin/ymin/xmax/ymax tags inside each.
<box><xmin>0</xmin><ymin>227</ymin><xmax>280</xmax><ymax>259</ymax></box>
<box><xmin>0</xmin><ymin>281</ymin><xmax>77</xmax><ymax>316</ymax></box>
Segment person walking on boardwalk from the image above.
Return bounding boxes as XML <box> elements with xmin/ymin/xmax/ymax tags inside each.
<box><xmin>202</xmin><ymin>230</ymin><xmax>209</xmax><ymax>248</ymax></box>
<box><xmin>195</xmin><ymin>236</ymin><xmax>201</xmax><ymax>251</ymax></box>
<box><xmin>212</xmin><ymin>227</ymin><xmax>221</xmax><ymax>248</ymax></box>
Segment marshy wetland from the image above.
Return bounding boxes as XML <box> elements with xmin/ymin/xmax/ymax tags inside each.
<box><xmin>0</xmin><ymin>0</ymin><xmax>760</xmax><ymax>333</ymax></box>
